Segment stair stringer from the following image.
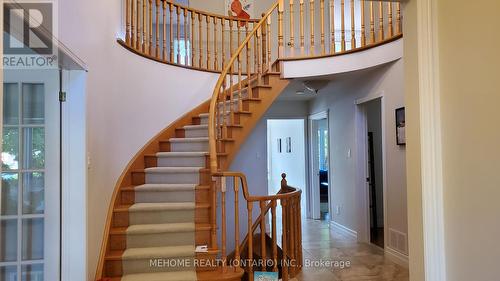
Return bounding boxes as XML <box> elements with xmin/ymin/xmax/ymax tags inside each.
<box><xmin>218</xmin><ymin>73</ymin><xmax>290</xmax><ymax>170</ymax></box>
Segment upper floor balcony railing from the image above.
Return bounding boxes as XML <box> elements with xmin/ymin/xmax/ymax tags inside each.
<box><xmin>119</xmin><ymin>0</ymin><xmax>402</xmax><ymax>72</ymax></box>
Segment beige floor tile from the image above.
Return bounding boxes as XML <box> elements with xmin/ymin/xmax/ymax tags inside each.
<box><xmin>293</xmin><ymin>219</ymin><xmax>409</xmax><ymax>281</ymax></box>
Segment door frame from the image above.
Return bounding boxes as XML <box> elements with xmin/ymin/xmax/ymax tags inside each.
<box><xmin>307</xmin><ymin>110</ymin><xmax>331</xmax><ymax>220</ymax></box>
<box><xmin>355</xmin><ymin>95</ymin><xmax>388</xmax><ymax>247</ymax></box>
<box><xmin>2</xmin><ymin>70</ymin><xmax>61</xmax><ymax>281</ymax></box>
<box><xmin>266</xmin><ymin>118</ymin><xmax>308</xmax><ymax>213</ymax></box>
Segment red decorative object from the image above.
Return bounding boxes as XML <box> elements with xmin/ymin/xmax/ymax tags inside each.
<box><xmin>230</xmin><ymin>0</ymin><xmax>250</xmax><ymax>27</ymax></box>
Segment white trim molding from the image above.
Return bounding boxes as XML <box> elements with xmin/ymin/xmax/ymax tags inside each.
<box><xmin>330</xmin><ymin>221</ymin><xmax>358</xmax><ymax>239</ymax></box>
<box><xmin>417</xmin><ymin>0</ymin><xmax>447</xmax><ymax>280</ymax></box>
<box><xmin>385</xmin><ymin>247</ymin><xmax>409</xmax><ymax>268</ymax></box>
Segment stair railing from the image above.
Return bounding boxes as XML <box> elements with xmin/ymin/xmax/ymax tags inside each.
<box><xmin>207</xmin><ymin>0</ymin><xmax>403</xmax><ymax>173</ymax></box>
<box><xmin>208</xmin><ymin>1</ymin><xmax>282</xmax><ymax>175</ymax></box>
<box><xmin>121</xmin><ymin>0</ymin><xmax>402</xmax><ymax>72</ymax></box>
<box><xmin>121</xmin><ymin>0</ymin><xmax>259</xmax><ymax>72</ymax></box>
<box><xmin>213</xmin><ymin>172</ymin><xmax>302</xmax><ymax>281</ymax></box>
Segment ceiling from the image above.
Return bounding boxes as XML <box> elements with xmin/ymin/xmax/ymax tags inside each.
<box><xmin>276</xmin><ymin>62</ymin><xmax>394</xmax><ymax>102</ymax></box>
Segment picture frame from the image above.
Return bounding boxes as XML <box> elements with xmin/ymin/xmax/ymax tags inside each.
<box><xmin>396</xmin><ymin>107</ymin><xmax>406</xmax><ymax>146</ymax></box>
<box><xmin>286</xmin><ymin>137</ymin><xmax>292</xmax><ymax>153</ymax></box>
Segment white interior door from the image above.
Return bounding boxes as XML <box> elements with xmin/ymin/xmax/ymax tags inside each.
<box><xmin>308</xmin><ymin>111</ymin><xmax>329</xmax><ymax>220</ymax></box>
<box><xmin>1</xmin><ymin>69</ymin><xmax>60</xmax><ymax>281</ymax></box>
<box><xmin>309</xmin><ymin>119</ymin><xmax>321</xmax><ymax>220</ymax></box>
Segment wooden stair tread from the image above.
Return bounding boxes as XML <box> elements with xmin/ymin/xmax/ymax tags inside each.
<box><xmin>121</xmin><ymin>184</ymin><xmax>210</xmax><ymax>192</ymax></box>
<box><xmin>131</xmin><ymin>168</ymin><xmax>210</xmax><ymax>173</ymax></box>
<box><xmin>110</xmin><ymin>223</ymin><xmax>212</xmax><ymax>235</ymax></box>
<box><xmin>105</xmin><ymin>250</ymin><xmax>125</xmax><ymax>260</ymax></box>
<box><xmin>264</xmin><ymin>71</ymin><xmax>281</xmax><ymax>76</ymax></box>
<box><xmin>196</xmin><ymin>248</ymin><xmax>220</xmax><ymax>256</ymax></box>
<box><xmin>197</xmin><ymin>266</ymin><xmax>245</xmax><ymax>281</ymax></box>
<box><xmin>218</xmin><ymin>124</ymin><xmax>244</xmax><ymax>128</ymax></box>
<box><xmin>233</xmin><ymin>111</ymin><xmax>252</xmax><ymax>115</ymax></box>
<box><xmin>222</xmin><ymin>97</ymin><xmax>262</xmax><ymax>102</ymax></box>
<box><xmin>226</xmin><ymin>84</ymin><xmax>272</xmax><ymax>95</ymax></box>
<box><xmin>253</xmin><ymin>84</ymin><xmax>273</xmax><ymax>88</ymax></box>
<box><xmin>105</xmin><ymin>247</ymin><xmax>218</xmax><ymax>261</ymax></box>
<box><xmin>114</xmin><ymin>203</ymin><xmax>210</xmax><ymax>212</ymax></box>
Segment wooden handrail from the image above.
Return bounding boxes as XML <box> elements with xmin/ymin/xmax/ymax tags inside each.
<box><xmin>216</xmin><ymin>172</ymin><xmax>302</xmax><ymax>280</ymax></box>
<box><xmin>121</xmin><ymin>0</ymin><xmax>403</xmax><ymax>72</ymax></box>
<box><xmin>208</xmin><ymin>2</ymin><xmax>280</xmax><ymax>173</ymax></box>
<box><xmin>211</xmin><ymin>171</ymin><xmax>301</xmax><ymax>202</ymax></box>
<box><xmin>122</xmin><ymin>0</ymin><xmax>260</xmax><ymax>72</ymax></box>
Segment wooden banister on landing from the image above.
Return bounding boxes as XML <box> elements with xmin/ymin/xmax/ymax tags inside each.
<box><xmin>119</xmin><ymin>0</ymin><xmax>403</xmax><ymax>72</ymax></box>
<box><xmin>122</xmin><ymin>0</ymin><xmax>260</xmax><ymax>73</ymax></box>
<box><xmin>215</xmin><ymin>172</ymin><xmax>303</xmax><ymax>281</ymax></box>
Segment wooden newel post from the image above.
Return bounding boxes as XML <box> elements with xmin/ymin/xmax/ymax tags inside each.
<box><xmin>281</xmin><ymin>173</ymin><xmax>288</xmax><ymax>192</ymax></box>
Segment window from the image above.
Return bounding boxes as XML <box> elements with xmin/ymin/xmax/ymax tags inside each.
<box><xmin>1</xmin><ymin>83</ymin><xmax>45</xmax><ymax>281</ymax></box>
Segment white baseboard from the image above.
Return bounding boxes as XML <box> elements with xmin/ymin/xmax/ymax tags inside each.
<box><xmin>385</xmin><ymin>246</ymin><xmax>409</xmax><ymax>268</ymax></box>
<box><xmin>330</xmin><ymin>221</ymin><xmax>357</xmax><ymax>239</ymax></box>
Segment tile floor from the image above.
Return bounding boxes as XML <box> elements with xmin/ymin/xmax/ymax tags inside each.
<box><xmin>293</xmin><ymin>219</ymin><xmax>409</xmax><ymax>281</ymax></box>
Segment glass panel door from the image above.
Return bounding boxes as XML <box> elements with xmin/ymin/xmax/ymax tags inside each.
<box><xmin>1</xmin><ymin>70</ymin><xmax>60</xmax><ymax>281</ymax></box>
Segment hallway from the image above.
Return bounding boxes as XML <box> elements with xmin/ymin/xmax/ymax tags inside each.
<box><xmin>294</xmin><ymin>219</ymin><xmax>409</xmax><ymax>281</ymax></box>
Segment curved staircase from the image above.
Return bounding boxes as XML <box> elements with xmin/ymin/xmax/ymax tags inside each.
<box><xmin>101</xmin><ymin>110</ymin><xmax>212</xmax><ymax>281</ymax></box>
<box><xmin>96</xmin><ymin>68</ymin><xmax>291</xmax><ymax>280</ymax></box>
<box><xmin>98</xmin><ymin>0</ymin><xmax>404</xmax><ymax>280</ymax></box>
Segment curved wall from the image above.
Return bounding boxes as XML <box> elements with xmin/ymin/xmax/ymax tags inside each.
<box><xmin>281</xmin><ymin>38</ymin><xmax>403</xmax><ymax>79</ymax></box>
<box><xmin>58</xmin><ymin>1</ymin><xmax>220</xmax><ymax>280</ymax></box>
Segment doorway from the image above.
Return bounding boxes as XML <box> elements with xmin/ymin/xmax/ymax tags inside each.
<box><xmin>1</xmin><ymin>70</ymin><xmax>61</xmax><ymax>281</ymax></box>
<box><xmin>266</xmin><ymin>119</ymin><xmax>307</xmax><ymax>215</ymax></box>
<box><xmin>308</xmin><ymin>111</ymin><xmax>330</xmax><ymax>220</ymax></box>
<box><xmin>357</xmin><ymin>98</ymin><xmax>385</xmax><ymax>248</ymax></box>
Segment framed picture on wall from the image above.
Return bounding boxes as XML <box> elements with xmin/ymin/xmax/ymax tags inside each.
<box><xmin>286</xmin><ymin>137</ymin><xmax>292</xmax><ymax>153</ymax></box>
<box><xmin>396</xmin><ymin>107</ymin><xmax>406</xmax><ymax>145</ymax></box>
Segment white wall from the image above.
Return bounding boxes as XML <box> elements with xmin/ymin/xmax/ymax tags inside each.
<box><xmin>231</xmin><ymin>100</ymin><xmax>309</xmax><ymax>196</ymax></box>
<box><xmin>229</xmin><ymin>60</ymin><xmax>407</xmax><ymax>255</ymax></box>
<box><xmin>57</xmin><ymin>0</ymin><xmax>220</xmax><ymax>279</ymax></box>
<box><xmin>308</xmin><ymin>60</ymin><xmax>407</xmax><ymax>253</ymax></box>
<box><xmin>267</xmin><ymin>119</ymin><xmax>307</xmax><ymax>197</ymax></box>
<box><xmin>366</xmin><ymin>99</ymin><xmax>384</xmax><ymax>228</ymax></box>
<box><xmin>438</xmin><ymin>0</ymin><xmax>500</xmax><ymax>280</ymax></box>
